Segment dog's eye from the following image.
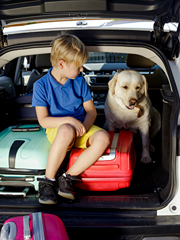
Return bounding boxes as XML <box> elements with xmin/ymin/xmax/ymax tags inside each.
<box><xmin>123</xmin><ymin>86</ymin><xmax>128</xmax><ymax>90</ymax></box>
<box><xmin>136</xmin><ymin>86</ymin><xmax>140</xmax><ymax>90</ymax></box>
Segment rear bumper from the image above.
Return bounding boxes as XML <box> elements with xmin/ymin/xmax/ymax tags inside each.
<box><xmin>0</xmin><ymin>208</ymin><xmax>180</xmax><ymax>240</ymax></box>
<box><xmin>64</xmin><ymin>215</ymin><xmax>180</xmax><ymax>240</ymax></box>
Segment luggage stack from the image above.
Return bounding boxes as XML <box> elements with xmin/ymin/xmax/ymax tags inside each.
<box><xmin>0</xmin><ymin>84</ymin><xmax>136</xmax><ymax>195</ymax></box>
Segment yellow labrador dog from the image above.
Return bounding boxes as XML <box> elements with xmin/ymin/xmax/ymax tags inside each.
<box><xmin>104</xmin><ymin>70</ymin><xmax>161</xmax><ymax>164</ymax></box>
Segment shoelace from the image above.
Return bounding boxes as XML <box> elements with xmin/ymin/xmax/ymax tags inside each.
<box><xmin>61</xmin><ymin>175</ymin><xmax>81</xmax><ymax>188</ymax></box>
<box><xmin>61</xmin><ymin>176</ymin><xmax>73</xmax><ymax>188</ymax></box>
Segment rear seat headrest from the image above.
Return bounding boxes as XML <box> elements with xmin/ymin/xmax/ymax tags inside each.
<box><xmin>127</xmin><ymin>54</ymin><xmax>155</xmax><ymax>68</ymax></box>
<box><xmin>35</xmin><ymin>54</ymin><xmax>52</xmax><ymax>68</ymax></box>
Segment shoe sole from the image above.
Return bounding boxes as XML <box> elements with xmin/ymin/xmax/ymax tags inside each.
<box><xmin>39</xmin><ymin>199</ymin><xmax>57</xmax><ymax>204</ymax></box>
<box><xmin>58</xmin><ymin>190</ymin><xmax>75</xmax><ymax>200</ymax></box>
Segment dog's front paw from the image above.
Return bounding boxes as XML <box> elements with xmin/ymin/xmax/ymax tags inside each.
<box><xmin>141</xmin><ymin>156</ymin><xmax>152</xmax><ymax>164</ymax></box>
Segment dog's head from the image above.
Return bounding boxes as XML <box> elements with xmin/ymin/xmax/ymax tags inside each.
<box><xmin>108</xmin><ymin>70</ymin><xmax>148</xmax><ymax>110</ymax></box>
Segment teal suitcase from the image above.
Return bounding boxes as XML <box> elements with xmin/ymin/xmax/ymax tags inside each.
<box><xmin>0</xmin><ymin>124</ymin><xmax>51</xmax><ymax>194</ymax></box>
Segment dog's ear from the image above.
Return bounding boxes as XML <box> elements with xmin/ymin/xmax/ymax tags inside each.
<box><xmin>141</xmin><ymin>75</ymin><xmax>148</xmax><ymax>97</ymax></box>
<box><xmin>108</xmin><ymin>73</ymin><xmax>118</xmax><ymax>94</ymax></box>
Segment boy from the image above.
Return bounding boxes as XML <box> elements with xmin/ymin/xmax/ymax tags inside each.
<box><xmin>32</xmin><ymin>34</ymin><xmax>110</xmax><ymax>204</ymax></box>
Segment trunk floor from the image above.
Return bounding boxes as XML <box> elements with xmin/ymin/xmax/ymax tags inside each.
<box><xmin>0</xmin><ymin>158</ymin><xmax>165</xmax><ymax>210</ymax></box>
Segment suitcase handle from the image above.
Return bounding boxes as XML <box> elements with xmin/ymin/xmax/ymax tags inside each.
<box><xmin>0</xmin><ymin>187</ymin><xmax>30</xmax><ymax>197</ymax></box>
<box><xmin>0</xmin><ymin>213</ymin><xmax>46</xmax><ymax>240</ymax></box>
<box><xmin>0</xmin><ymin>176</ymin><xmax>34</xmax><ymax>182</ymax></box>
<box><xmin>0</xmin><ymin>222</ymin><xmax>17</xmax><ymax>240</ymax></box>
<box><xmin>98</xmin><ymin>133</ymin><xmax>119</xmax><ymax>161</ymax></box>
<box><xmin>11</xmin><ymin>124</ymin><xmax>40</xmax><ymax>132</ymax></box>
<box><xmin>23</xmin><ymin>216</ymin><xmax>31</xmax><ymax>240</ymax></box>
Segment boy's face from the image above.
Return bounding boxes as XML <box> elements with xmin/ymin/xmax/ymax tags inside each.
<box><xmin>63</xmin><ymin>61</ymin><xmax>84</xmax><ymax>79</ymax></box>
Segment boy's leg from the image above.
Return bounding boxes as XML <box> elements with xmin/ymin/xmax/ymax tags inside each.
<box><xmin>45</xmin><ymin>124</ymin><xmax>75</xmax><ymax>179</ymax></box>
<box><xmin>67</xmin><ymin>130</ymin><xmax>110</xmax><ymax>175</ymax></box>
<box><xmin>57</xmin><ymin>130</ymin><xmax>110</xmax><ymax>200</ymax></box>
<box><xmin>38</xmin><ymin>124</ymin><xmax>75</xmax><ymax>204</ymax></box>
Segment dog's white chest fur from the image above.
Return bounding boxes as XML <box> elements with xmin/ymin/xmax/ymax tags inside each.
<box><xmin>104</xmin><ymin>70</ymin><xmax>161</xmax><ymax>164</ymax></box>
<box><xmin>104</xmin><ymin>93</ymin><xmax>145</xmax><ymax>132</ymax></box>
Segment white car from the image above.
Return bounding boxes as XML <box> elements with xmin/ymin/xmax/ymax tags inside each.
<box><xmin>0</xmin><ymin>1</ymin><xmax>179</xmax><ymax>239</ymax></box>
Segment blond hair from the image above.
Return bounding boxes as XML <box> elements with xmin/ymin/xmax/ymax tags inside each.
<box><xmin>51</xmin><ymin>34</ymin><xmax>88</xmax><ymax>68</ymax></box>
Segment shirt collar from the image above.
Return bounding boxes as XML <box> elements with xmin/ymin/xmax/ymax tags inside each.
<box><xmin>48</xmin><ymin>68</ymin><xmax>72</xmax><ymax>88</ymax></box>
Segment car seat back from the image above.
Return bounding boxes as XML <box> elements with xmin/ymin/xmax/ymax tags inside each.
<box><xmin>8</xmin><ymin>54</ymin><xmax>52</xmax><ymax>124</ymax></box>
<box><xmin>26</xmin><ymin>53</ymin><xmax>51</xmax><ymax>93</ymax></box>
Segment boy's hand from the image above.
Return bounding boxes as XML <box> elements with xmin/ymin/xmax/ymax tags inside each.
<box><xmin>69</xmin><ymin>117</ymin><xmax>86</xmax><ymax>137</ymax></box>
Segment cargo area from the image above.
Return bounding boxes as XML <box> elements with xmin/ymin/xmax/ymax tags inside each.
<box><xmin>0</xmin><ymin>49</ymin><xmax>173</xmax><ymax>214</ymax></box>
<box><xmin>0</xmin><ymin>1</ymin><xmax>179</xmax><ymax>238</ymax></box>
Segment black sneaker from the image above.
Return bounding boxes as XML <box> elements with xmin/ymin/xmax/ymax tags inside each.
<box><xmin>37</xmin><ymin>178</ymin><xmax>57</xmax><ymax>204</ymax></box>
<box><xmin>57</xmin><ymin>173</ymin><xmax>81</xmax><ymax>200</ymax></box>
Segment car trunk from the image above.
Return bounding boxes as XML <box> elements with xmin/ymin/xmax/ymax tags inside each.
<box><xmin>0</xmin><ymin>0</ymin><xmax>179</xmax><ymax>233</ymax></box>
<box><xmin>0</xmin><ymin>33</ymin><xmax>176</xmax><ymax>214</ymax></box>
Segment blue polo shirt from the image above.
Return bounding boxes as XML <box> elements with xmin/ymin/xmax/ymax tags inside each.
<box><xmin>32</xmin><ymin>68</ymin><xmax>92</xmax><ymax>123</ymax></box>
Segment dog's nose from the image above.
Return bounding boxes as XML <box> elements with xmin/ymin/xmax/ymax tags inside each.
<box><xmin>129</xmin><ymin>98</ymin><xmax>137</xmax><ymax>106</ymax></box>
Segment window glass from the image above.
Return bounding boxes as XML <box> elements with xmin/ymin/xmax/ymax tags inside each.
<box><xmin>87</xmin><ymin>52</ymin><xmax>127</xmax><ymax>63</ymax></box>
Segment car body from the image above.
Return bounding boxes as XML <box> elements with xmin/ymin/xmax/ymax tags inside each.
<box><xmin>0</xmin><ymin>0</ymin><xmax>180</xmax><ymax>239</ymax></box>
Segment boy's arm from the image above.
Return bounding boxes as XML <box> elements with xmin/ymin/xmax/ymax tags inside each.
<box><xmin>83</xmin><ymin>99</ymin><xmax>97</xmax><ymax>132</ymax></box>
<box><xmin>35</xmin><ymin>106</ymin><xmax>86</xmax><ymax>137</ymax></box>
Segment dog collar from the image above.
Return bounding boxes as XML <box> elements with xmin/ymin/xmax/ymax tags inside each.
<box><xmin>135</xmin><ymin>105</ymin><xmax>144</xmax><ymax>118</ymax></box>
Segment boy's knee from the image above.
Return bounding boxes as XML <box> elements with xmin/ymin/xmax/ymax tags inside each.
<box><xmin>94</xmin><ymin>130</ymin><xmax>110</xmax><ymax>146</ymax></box>
<box><xmin>57</xmin><ymin>124</ymin><xmax>75</xmax><ymax>140</ymax></box>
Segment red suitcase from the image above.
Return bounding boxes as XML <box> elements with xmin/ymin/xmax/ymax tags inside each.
<box><xmin>0</xmin><ymin>212</ymin><xmax>69</xmax><ymax>240</ymax></box>
<box><xmin>67</xmin><ymin>131</ymin><xmax>136</xmax><ymax>191</ymax></box>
